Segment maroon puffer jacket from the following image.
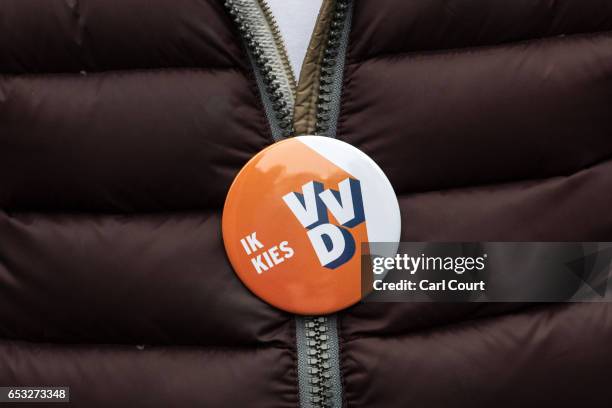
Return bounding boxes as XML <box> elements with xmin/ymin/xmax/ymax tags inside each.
<box><xmin>1</xmin><ymin>0</ymin><xmax>611</xmax><ymax>407</ymax></box>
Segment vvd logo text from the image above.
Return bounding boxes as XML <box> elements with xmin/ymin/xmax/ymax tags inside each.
<box><xmin>283</xmin><ymin>177</ymin><xmax>365</xmax><ymax>269</ymax></box>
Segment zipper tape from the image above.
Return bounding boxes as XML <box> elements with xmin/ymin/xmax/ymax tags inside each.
<box><xmin>298</xmin><ymin>6</ymin><xmax>352</xmax><ymax>404</ymax></box>
<box><xmin>315</xmin><ymin>0</ymin><xmax>352</xmax><ymax>138</ymax></box>
<box><xmin>296</xmin><ymin>316</ymin><xmax>344</xmax><ymax>408</ymax></box>
<box><xmin>292</xmin><ymin>0</ymin><xmax>336</xmax><ymax>135</ymax></box>
<box><xmin>224</xmin><ymin>1</ymin><xmax>354</xmax><ymax>407</ymax></box>
<box><xmin>225</xmin><ymin>0</ymin><xmax>296</xmax><ymax>140</ymax></box>
<box><xmin>296</xmin><ymin>3</ymin><xmax>352</xmax><ymax>406</ymax></box>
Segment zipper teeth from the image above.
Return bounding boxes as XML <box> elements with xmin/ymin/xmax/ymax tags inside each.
<box><xmin>224</xmin><ymin>0</ymin><xmax>295</xmax><ymax>137</ymax></box>
<box><xmin>304</xmin><ymin>316</ymin><xmax>334</xmax><ymax>408</ymax></box>
<box><xmin>226</xmin><ymin>2</ymin><xmax>349</xmax><ymax>407</ymax></box>
<box><xmin>315</xmin><ymin>0</ymin><xmax>349</xmax><ymax>135</ymax></box>
<box><xmin>257</xmin><ymin>0</ymin><xmax>297</xmax><ymax>95</ymax></box>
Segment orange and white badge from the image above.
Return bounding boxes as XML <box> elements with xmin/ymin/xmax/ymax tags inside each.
<box><xmin>222</xmin><ymin>136</ymin><xmax>400</xmax><ymax>315</ymax></box>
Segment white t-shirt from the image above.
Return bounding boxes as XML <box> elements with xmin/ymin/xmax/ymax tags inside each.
<box><xmin>266</xmin><ymin>0</ymin><xmax>323</xmax><ymax>78</ymax></box>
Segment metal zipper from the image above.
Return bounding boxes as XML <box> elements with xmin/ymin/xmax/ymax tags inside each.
<box><xmin>296</xmin><ymin>316</ymin><xmax>343</xmax><ymax>408</ymax></box>
<box><xmin>314</xmin><ymin>0</ymin><xmax>352</xmax><ymax>137</ymax></box>
<box><xmin>225</xmin><ymin>2</ymin><xmax>353</xmax><ymax>407</ymax></box>
<box><xmin>257</xmin><ymin>0</ymin><xmax>297</xmax><ymax>95</ymax></box>
<box><xmin>224</xmin><ymin>0</ymin><xmax>296</xmax><ymax>140</ymax></box>
<box><xmin>295</xmin><ymin>4</ymin><xmax>352</xmax><ymax>406</ymax></box>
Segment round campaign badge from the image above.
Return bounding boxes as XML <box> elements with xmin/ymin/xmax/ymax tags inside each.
<box><xmin>222</xmin><ymin>136</ymin><xmax>401</xmax><ymax>315</ymax></box>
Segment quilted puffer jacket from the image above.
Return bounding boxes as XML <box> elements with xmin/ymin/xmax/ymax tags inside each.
<box><xmin>1</xmin><ymin>0</ymin><xmax>612</xmax><ymax>407</ymax></box>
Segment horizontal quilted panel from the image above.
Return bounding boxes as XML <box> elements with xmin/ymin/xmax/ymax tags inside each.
<box><xmin>342</xmin><ymin>302</ymin><xmax>536</xmax><ymax>342</ymax></box>
<box><xmin>396</xmin><ymin>157</ymin><xmax>612</xmax><ymax>242</ymax></box>
<box><xmin>341</xmin><ymin>303</ymin><xmax>612</xmax><ymax>408</ymax></box>
<box><xmin>342</xmin><ymin>158</ymin><xmax>612</xmax><ymax>344</ymax></box>
<box><xmin>339</xmin><ymin>32</ymin><xmax>612</xmax><ymax>194</ymax></box>
<box><xmin>0</xmin><ymin>69</ymin><xmax>271</xmax><ymax>212</ymax></box>
<box><xmin>350</xmin><ymin>0</ymin><xmax>612</xmax><ymax>61</ymax></box>
<box><xmin>0</xmin><ymin>0</ymin><xmax>243</xmax><ymax>73</ymax></box>
<box><xmin>0</xmin><ymin>339</ymin><xmax>298</xmax><ymax>408</ymax></box>
<box><xmin>340</xmin><ymin>2</ymin><xmax>612</xmax><ymax>406</ymax></box>
<box><xmin>0</xmin><ymin>211</ymin><xmax>291</xmax><ymax>346</ymax></box>
<box><xmin>0</xmin><ymin>1</ymin><xmax>295</xmax><ymax>404</ymax></box>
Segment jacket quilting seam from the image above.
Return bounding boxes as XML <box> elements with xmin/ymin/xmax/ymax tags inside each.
<box><xmin>0</xmin><ymin>66</ymin><xmax>242</xmax><ymax>78</ymax></box>
<box><xmin>342</xmin><ymin>302</ymin><xmax>577</xmax><ymax>345</ymax></box>
<box><xmin>347</xmin><ymin>28</ymin><xmax>612</xmax><ymax>67</ymax></box>
<box><xmin>395</xmin><ymin>152</ymin><xmax>612</xmax><ymax>198</ymax></box>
